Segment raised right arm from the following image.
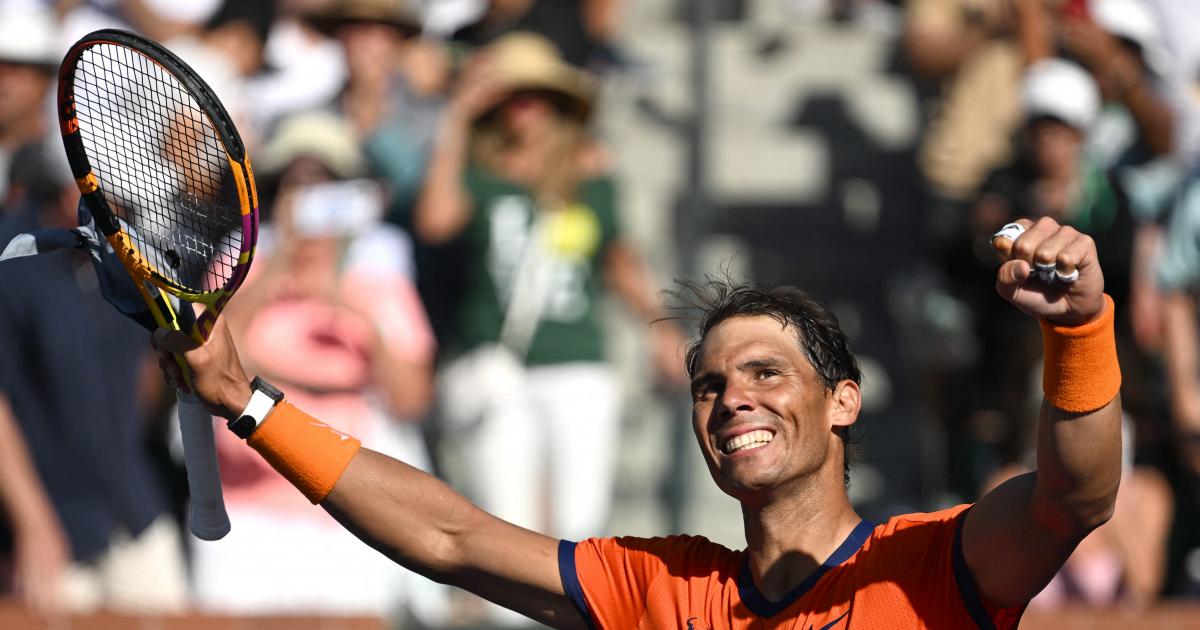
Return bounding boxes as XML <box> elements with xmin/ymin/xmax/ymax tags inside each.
<box><xmin>324</xmin><ymin>449</ymin><xmax>584</xmax><ymax>626</ymax></box>
<box><xmin>151</xmin><ymin>320</ymin><xmax>587</xmax><ymax>628</ymax></box>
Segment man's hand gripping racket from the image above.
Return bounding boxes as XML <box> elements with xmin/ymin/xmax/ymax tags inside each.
<box><xmin>57</xmin><ymin>30</ymin><xmax>260</xmax><ymax>540</ymax></box>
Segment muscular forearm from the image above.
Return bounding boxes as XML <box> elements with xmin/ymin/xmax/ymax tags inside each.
<box><xmin>323</xmin><ymin>450</ymin><xmax>579</xmax><ymax>626</ymax></box>
<box><xmin>323</xmin><ymin>449</ymin><xmax>487</xmax><ymax>580</ymax></box>
<box><xmin>229</xmin><ymin>398</ymin><xmax>579</xmax><ymax>627</ymax></box>
<box><xmin>966</xmin><ymin>302</ymin><xmax>1123</xmax><ymax>607</ymax></box>
<box><xmin>1033</xmin><ymin>397</ymin><xmax>1122</xmax><ymax>534</ymax></box>
<box><xmin>1032</xmin><ymin>302</ymin><xmax>1123</xmax><ymax>535</ymax></box>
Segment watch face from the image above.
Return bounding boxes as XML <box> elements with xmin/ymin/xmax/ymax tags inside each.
<box><xmin>252</xmin><ymin>376</ymin><xmax>285</xmax><ymax>402</ymax></box>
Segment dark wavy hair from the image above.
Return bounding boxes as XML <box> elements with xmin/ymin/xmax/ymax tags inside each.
<box><xmin>669</xmin><ymin>278</ymin><xmax>862</xmax><ymax>485</ymax></box>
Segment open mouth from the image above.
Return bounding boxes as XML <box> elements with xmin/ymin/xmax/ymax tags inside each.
<box><xmin>722</xmin><ymin>430</ymin><xmax>774</xmax><ymax>455</ymax></box>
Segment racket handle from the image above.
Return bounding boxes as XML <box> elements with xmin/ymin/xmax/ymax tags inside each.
<box><xmin>177</xmin><ymin>392</ymin><xmax>231</xmax><ymax>540</ymax></box>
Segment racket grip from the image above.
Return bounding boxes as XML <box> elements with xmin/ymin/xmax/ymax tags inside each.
<box><xmin>177</xmin><ymin>392</ymin><xmax>231</xmax><ymax>540</ymax></box>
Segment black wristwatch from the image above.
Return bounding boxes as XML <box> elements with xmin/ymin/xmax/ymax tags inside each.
<box><xmin>228</xmin><ymin>376</ymin><xmax>284</xmax><ymax>439</ymax></box>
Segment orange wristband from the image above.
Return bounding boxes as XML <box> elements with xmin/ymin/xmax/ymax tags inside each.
<box><xmin>1041</xmin><ymin>294</ymin><xmax>1121</xmax><ymax>413</ymax></box>
<box><xmin>247</xmin><ymin>402</ymin><xmax>362</xmax><ymax>504</ymax></box>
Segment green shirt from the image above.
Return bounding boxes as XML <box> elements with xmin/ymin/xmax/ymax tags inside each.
<box><xmin>454</xmin><ymin>167</ymin><xmax>620</xmax><ymax>365</ymax></box>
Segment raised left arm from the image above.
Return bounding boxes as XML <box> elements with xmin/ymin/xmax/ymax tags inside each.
<box><xmin>963</xmin><ymin>217</ymin><xmax>1122</xmax><ymax>607</ymax></box>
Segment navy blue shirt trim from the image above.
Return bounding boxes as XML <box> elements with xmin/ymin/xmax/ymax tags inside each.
<box><xmin>737</xmin><ymin>519</ymin><xmax>875</xmax><ymax>618</ymax></box>
<box><xmin>951</xmin><ymin>509</ymin><xmax>1001</xmax><ymax>630</ymax></box>
<box><xmin>558</xmin><ymin>539</ymin><xmax>596</xmax><ymax>629</ymax></box>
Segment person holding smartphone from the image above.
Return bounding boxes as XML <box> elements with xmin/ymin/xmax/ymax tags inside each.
<box><xmin>412</xmin><ymin>35</ymin><xmax>684</xmax><ymax>625</ymax></box>
<box><xmin>190</xmin><ymin>110</ymin><xmax>450</xmax><ymax>623</ymax></box>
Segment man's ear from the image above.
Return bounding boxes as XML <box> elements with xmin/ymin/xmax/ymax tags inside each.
<box><xmin>829</xmin><ymin>379</ymin><xmax>861</xmax><ymax>428</ymax></box>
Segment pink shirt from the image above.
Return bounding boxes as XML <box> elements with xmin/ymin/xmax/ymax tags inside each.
<box><xmin>215</xmin><ymin>226</ymin><xmax>434</xmax><ymax>517</ymax></box>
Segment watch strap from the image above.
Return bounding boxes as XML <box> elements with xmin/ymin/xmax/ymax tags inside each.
<box><xmin>229</xmin><ymin>377</ymin><xmax>284</xmax><ymax>439</ymax></box>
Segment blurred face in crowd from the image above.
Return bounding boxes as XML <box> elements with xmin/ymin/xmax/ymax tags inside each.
<box><xmin>339</xmin><ymin>22</ymin><xmax>403</xmax><ymax>86</ymax></box>
<box><xmin>272</xmin><ymin>156</ymin><xmax>343</xmax><ymax>294</ymax></box>
<box><xmin>206</xmin><ymin>20</ymin><xmax>266</xmax><ymax>78</ymax></box>
<box><xmin>477</xmin><ymin>90</ymin><xmax>587</xmax><ymax>191</ymax></box>
<box><xmin>0</xmin><ymin>62</ymin><xmax>51</xmax><ymax>139</ymax></box>
<box><xmin>398</xmin><ymin>38</ymin><xmax>450</xmax><ymax>96</ymax></box>
<box><xmin>689</xmin><ymin>316</ymin><xmax>855</xmax><ymax>505</ymax></box>
<box><xmin>1027</xmin><ymin>117</ymin><xmax>1084</xmax><ymax>181</ymax></box>
<box><xmin>500</xmin><ymin>92</ymin><xmax>557</xmax><ymax>135</ymax></box>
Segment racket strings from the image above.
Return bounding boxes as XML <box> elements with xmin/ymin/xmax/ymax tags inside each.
<box><xmin>72</xmin><ymin>42</ymin><xmax>243</xmax><ymax>293</ymax></box>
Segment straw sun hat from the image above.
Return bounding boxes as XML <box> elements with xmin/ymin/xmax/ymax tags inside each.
<box><xmin>478</xmin><ymin>32</ymin><xmax>596</xmax><ymax>122</ymax></box>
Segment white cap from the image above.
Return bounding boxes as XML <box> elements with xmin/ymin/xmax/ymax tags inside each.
<box><xmin>1091</xmin><ymin>0</ymin><xmax>1170</xmax><ymax>76</ymax></box>
<box><xmin>0</xmin><ymin>4</ymin><xmax>59</xmax><ymax>67</ymax></box>
<box><xmin>1022</xmin><ymin>58</ymin><xmax>1101</xmax><ymax>131</ymax></box>
<box><xmin>141</xmin><ymin>0</ymin><xmax>224</xmax><ymax>26</ymax></box>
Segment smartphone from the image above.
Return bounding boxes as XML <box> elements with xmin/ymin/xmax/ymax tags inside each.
<box><xmin>1061</xmin><ymin>0</ymin><xmax>1090</xmax><ymax>20</ymax></box>
<box><xmin>291</xmin><ymin>179</ymin><xmax>383</xmax><ymax>238</ymax></box>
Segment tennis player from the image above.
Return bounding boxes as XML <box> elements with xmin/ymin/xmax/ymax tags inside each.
<box><xmin>154</xmin><ymin>215</ymin><xmax>1120</xmax><ymax>628</ymax></box>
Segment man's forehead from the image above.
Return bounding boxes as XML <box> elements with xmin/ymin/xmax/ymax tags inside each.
<box><xmin>696</xmin><ymin>315</ymin><xmax>802</xmax><ymax>365</ymax></box>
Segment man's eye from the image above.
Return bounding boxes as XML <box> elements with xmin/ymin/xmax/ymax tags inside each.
<box><xmin>757</xmin><ymin>370</ymin><xmax>779</xmax><ymax>379</ymax></box>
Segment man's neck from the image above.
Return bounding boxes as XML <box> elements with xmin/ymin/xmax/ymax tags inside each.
<box><xmin>741</xmin><ymin>483</ymin><xmax>862</xmax><ymax>602</ymax></box>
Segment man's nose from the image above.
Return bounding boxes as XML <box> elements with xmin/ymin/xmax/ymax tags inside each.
<box><xmin>719</xmin><ymin>381</ymin><xmax>756</xmax><ymax>418</ymax></box>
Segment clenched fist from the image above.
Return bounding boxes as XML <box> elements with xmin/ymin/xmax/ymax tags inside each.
<box><xmin>992</xmin><ymin>217</ymin><xmax>1106</xmax><ymax>327</ymax></box>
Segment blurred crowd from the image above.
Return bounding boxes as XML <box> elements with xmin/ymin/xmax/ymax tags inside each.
<box><xmin>1</xmin><ymin>0</ymin><xmax>1200</xmax><ymax>626</ymax></box>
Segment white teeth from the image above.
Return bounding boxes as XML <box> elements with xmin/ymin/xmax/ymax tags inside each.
<box><xmin>723</xmin><ymin>430</ymin><xmax>774</xmax><ymax>454</ymax></box>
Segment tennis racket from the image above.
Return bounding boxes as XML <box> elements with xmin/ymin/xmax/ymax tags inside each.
<box><xmin>58</xmin><ymin>29</ymin><xmax>259</xmax><ymax>540</ymax></box>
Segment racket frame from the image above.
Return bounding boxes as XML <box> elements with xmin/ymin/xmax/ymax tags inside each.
<box><xmin>57</xmin><ymin>28</ymin><xmax>259</xmax><ymax>343</ymax></box>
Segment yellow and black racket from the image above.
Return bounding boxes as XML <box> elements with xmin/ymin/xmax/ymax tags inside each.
<box><xmin>58</xmin><ymin>29</ymin><xmax>259</xmax><ymax>540</ymax></box>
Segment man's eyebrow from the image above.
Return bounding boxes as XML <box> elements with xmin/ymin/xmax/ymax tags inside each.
<box><xmin>691</xmin><ymin>357</ymin><xmax>789</xmax><ymax>389</ymax></box>
<box><xmin>740</xmin><ymin>357</ymin><xmax>787</xmax><ymax>371</ymax></box>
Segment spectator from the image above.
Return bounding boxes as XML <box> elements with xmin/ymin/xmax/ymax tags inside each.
<box><xmin>0</xmin><ymin>5</ymin><xmax>57</xmax><ymax>207</ymax></box>
<box><xmin>305</xmin><ymin>0</ymin><xmax>442</xmax><ymax>134</ymax></box>
<box><xmin>0</xmin><ymin>139</ymin><xmax>188</xmax><ymax>615</ymax></box>
<box><xmin>413</xmin><ymin>32</ymin><xmax>682</xmax><ymax>584</ymax></box>
<box><xmin>1060</xmin><ymin>0</ymin><xmax>1175</xmax><ymax>168</ymax></box>
<box><xmin>953</xmin><ymin>59</ymin><xmax>1134</xmax><ymax>495</ymax></box>
<box><xmin>304</xmin><ymin>0</ymin><xmax>450</xmax><ymax>218</ymax></box>
<box><xmin>148</xmin><ymin>0</ymin><xmax>276</xmax><ymax>148</ymax></box>
<box><xmin>905</xmin><ymin>0</ymin><xmax>1049</xmax><ymax>226</ymax></box>
<box><xmin>247</xmin><ymin>1</ymin><xmax>348</xmax><ymax>135</ymax></box>
<box><xmin>973</xmin><ymin>59</ymin><xmax>1115</xmax><ymax>231</ymax></box>
<box><xmin>190</xmin><ymin>111</ymin><xmax>450</xmax><ymax>623</ymax></box>
<box><xmin>1157</xmin><ymin>169</ymin><xmax>1200</xmax><ymax>598</ymax></box>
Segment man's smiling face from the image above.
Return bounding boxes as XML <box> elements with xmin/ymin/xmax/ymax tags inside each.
<box><xmin>690</xmin><ymin>315</ymin><xmax>856</xmax><ymax>503</ymax></box>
